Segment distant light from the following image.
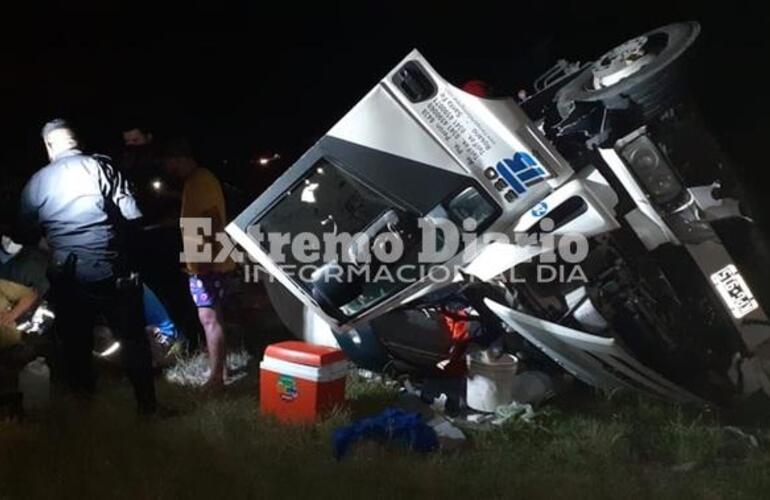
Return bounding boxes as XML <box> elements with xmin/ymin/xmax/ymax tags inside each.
<box><xmin>151</xmin><ymin>179</ymin><xmax>163</xmax><ymax>192</ymax></box>
<box><xmin>257</xmin><ymin>153</ymin><xmax>281</xmax><ymax>167</ymax></box>
<box><xmin>316</xmin><ymin>167</ymin><xmax>325</xmax><ymax>175</ymax></box>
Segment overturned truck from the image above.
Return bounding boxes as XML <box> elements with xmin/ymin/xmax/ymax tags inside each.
<box><xmin>228</xmin><ymin>22</ymin><xmax>770</xmax><ymax>405</ymax></box>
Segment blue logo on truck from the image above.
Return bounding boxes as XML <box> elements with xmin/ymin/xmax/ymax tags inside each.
<box><xmin>495</xmin><ymin>152</ymin><xmax>548</xmax><ymax>197</ymax></box>
<box><xmin>531</xmin><ymin>201</ymin><xmax>549</xmax><ymax>218</ymax></box>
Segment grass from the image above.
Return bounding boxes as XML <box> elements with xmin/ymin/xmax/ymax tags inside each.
<box><xmin>2</xmin><ymin>364</ymin><xmax>770</xmax><ymax>499</ymax></box>
<box><xmin>163</xmin><ymin>350</ymin><xmax>253</xmax><ymax>388</ymax></box>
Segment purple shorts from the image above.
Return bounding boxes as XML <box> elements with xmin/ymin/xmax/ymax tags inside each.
<box><xmin>188</xmin><ymin>273</ymin><xmax>229</xmax><ymax>308</ymax></box>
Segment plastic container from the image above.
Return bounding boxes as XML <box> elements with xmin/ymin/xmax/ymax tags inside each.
<box><xmin>18</xmin><ymin>357</ymin><xmax>50</xmax><ymax>414</ymax></box>
<box><xmin>260</xmin><ymin>341</ymin><xmax>348</xmax><ymax>423</ymax></box>
<box><xmin>466</xmin><ymin>351</ymin><xmax>518</xmax><ymax>412</ymax></box>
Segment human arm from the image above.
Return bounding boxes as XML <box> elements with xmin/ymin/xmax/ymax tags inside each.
<box><xmin>0</xmin><ymin>281</ymin><xmax>38</xmax><ymax>327</ymax></box>
<box><xmin>95</xmin><ymin>156</ymin><xmax>144</xmax><ymax>222</ymax></box>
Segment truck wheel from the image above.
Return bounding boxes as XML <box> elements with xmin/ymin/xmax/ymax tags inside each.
<box><xmin>556</xmin><ymin>22</ymin><xmax>701</xmax><ymax>121</ymax></box>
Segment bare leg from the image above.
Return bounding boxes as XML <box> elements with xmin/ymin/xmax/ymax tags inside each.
<box><xmin>198</xmin><ymin>306</ymin><xmax>226</xmax><ymax>389</ymax></box>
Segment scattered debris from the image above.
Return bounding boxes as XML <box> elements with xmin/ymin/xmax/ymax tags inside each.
<box><xmin>430</xmin><ymin>393</ymin><xmax>448</xmax><ymax>413</ymax></box>
<box><xmin>718</xmin><ymin>426</ymin><xmax>761</xmax><ymax>461</ymax></box>
<box><xmin>426</xmin><ymin>414</ymin><xmax>466</xmax><ymax>451</ymax></box>
<box><xmin>723</xmin><ymin>426</ymin><xmax>760</xmax><ymax>449</ymax></box>
<box><xmin>493</xmin><ymin>401</ymin><xmax>537</xmax><ymax>425</ymax></box>
<box><xmin>355</xmin><ymin>369</ymin><xmax>380</xmax><ymax>381</ymax></box>
<box><xmin>724</xmin><ymin>426</ymin><xmax>759</xmax><ymax>448</ymax></box>
<box><xmin>164</xmin><ymin>350</ymin><xmax>252</xmax><ymax>388</ymax></box>
<box><xmin>450</xmin><ymin>402</ymin><xmax>539</xmax><ymax>431</ymax></box>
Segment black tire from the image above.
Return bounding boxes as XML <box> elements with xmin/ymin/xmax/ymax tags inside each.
<box><xmin>556</xmin><ymin>22</ymin><xmax>701</xmax><ymax>121</ymax></box>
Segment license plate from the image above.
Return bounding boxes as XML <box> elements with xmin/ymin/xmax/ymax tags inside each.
<box><xmin>710</xmin><ymin>264</ymin><xmax>759</xmax><ymax>319</ymax></box>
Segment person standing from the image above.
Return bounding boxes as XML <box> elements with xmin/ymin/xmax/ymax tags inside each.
<box><xmin>121</xmin><ymin>124</ymin><xmax>156</xmax><ymax>178</ymax></box>
<box><xmin>18</xmin><ymin>119</ymin><xmax>157</xmax><ymax>414</ymax></box>
<box><xmin>119</xmin><ymin>123</ymin><xmax>205</xmax><ymax>353</ymax></box>
<box><xmin>119</xmin><ymin>123</ymin><xmax>170</xmax><ymax>224</ymax></box>
<box><xmin>162</xmin><ymin>138</ymin><xmax>235</xmax><ymax>390</ymax></box>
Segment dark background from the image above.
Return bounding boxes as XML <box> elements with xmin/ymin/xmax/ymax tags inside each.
<box><xmin>1</xmin><ymin>1</ymin><xmax>768</xmax><ymax>199</ymax></box>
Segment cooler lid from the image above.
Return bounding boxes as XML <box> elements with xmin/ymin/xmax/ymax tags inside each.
<box><xmin>264</xmin><ymin>341</ymin><xmax>346</xmax><ymax>367</ymax></box>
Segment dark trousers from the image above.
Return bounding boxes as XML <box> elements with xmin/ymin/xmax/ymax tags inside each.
<box><xmin>52</xmin><ymin>275</ymin><xmax>157</xmax><ymax>413</ymax></box>
<box><xmin>139</xmin><ymin>226</ymin><xmax>204</xmax><ymax>351</ymax></box>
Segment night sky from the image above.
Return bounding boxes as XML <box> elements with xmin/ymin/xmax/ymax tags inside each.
<box><xmin>2</xmin><ymin>2</ymin><xmax>768</xmax><ymax>193</ymax></box>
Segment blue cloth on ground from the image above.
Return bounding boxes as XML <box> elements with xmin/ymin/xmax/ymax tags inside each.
<box><xmin>332</xmin><ymin>408</ymin><xmax>439</xmax><ymax>459</ymax></box>
<box><xmin>143</xmin><ymin>285</ymin><xmax>178</xmax><ymax>340</ymax></box>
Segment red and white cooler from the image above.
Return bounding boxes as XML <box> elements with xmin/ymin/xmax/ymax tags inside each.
<box><xmin>259</xmin><ymin>341</ymin><xmax>348</xmax><ymax>423</ymax></box>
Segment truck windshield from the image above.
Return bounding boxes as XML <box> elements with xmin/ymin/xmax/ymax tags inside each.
<box><xmin>256</xmin><ymin>158</ymin><xmax>426</xmax><ymax>318</ymax></box>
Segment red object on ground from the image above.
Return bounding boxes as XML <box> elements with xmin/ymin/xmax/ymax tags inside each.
<box><xmin>260</xmin><ymin>341</ymin><xmax>348</xmax><ymax>423</ymax></box>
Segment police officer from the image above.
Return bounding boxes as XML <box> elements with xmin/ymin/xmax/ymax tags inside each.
<box><xmin>19</xmin><ymin>119</ymin><xmax>157</xmax><ymax>414</ymax></box>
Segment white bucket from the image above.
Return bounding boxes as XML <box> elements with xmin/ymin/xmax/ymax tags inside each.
<box><xmin>466</xmin><ymin>351</ymin><xmax>518</xmax><ymax>412</ymax></box>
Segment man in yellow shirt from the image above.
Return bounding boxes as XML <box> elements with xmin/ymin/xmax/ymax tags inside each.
<box><xmin>163</xmin><ymin>139</ymin><xmax>235</xmax><ymax>390</ymax></box>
